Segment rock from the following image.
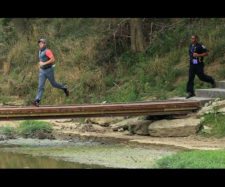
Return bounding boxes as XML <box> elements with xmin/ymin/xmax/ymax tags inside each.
<box><xmin>200</xmin><ymin>116</ymin><xmax>205</xmax><ymax>122</ymax></box>
<box><xmin>128</xmin><ymin>120</ymin><xmax>152</xmax><ymax>135</ymax></box>
<box><xmin>137</xmin><ymin>116</ymin><xmax>152</xmax><ymax>120</ymax></box>
<box><xmin>148</xmin><ymin>118</ymin><xmax>201</xmax><ymax>137</ymax></box>
<box><xmin>55</xmin><ymin>119</ymin><xmax>73</xmax><ymax>123</ymax></box>
<box><xmin>213</xmin><ymin>98</ymin><xmax>221</xmax><ymax>102</ymax></box>
<box><xmin>197</xmin><ymin>107</ymin><xmax>214</xmax><ymax>117</ymax></box>
<box><xmin>76</xmin><ymin>123</ymin><xmax>106</xmax><ymax>133</ymax></box>
<box><xmin>110</xmin><ymin>117</ymin><xmax>140</xmax><ymax>131</ymax></box>
<box><xmin>51</xmin><ymin>122</ymin><xmax>80</xmax><ymax>130</ymax></box>
<box><xmin>85</xmin><ymin>117</ymin><xmax>124</xmax><ymax>127</ymax></box>
<box><xmin>0</xmin><ymin>134</ymin><xmax>7</xmax><ymax>141</ymax></box>
<box><xmin>91</xmin><ymin>124</ymin><xmax>106</xmax><ymax>132</ymax></box>
<box><xmin>201</xmin><ymin>125</ymin><xmax>212</xmax><ymax>134</ymax></box>
<box><xmin>197</xmin><ymin>99</ymin><xmax>225</xmax><ymax>117</ymax></box>
<box><xmin>218</xmin><ymin>108</ymin><xmax>225</xmax><ymax>113</ymax></box>
<box><xmin>118</xmin><ymin>128</ymin><xmax>124</xmax><ymax>132</ymax></box>
<box><xmin>211</xmin><ymin>100</ymin><xmax>225</xmax><ymax>108</ymax></box>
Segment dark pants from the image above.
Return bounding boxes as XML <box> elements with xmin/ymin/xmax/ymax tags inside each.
<box><xmin>186</xmin><ymin>63</ymin><xmax>214</xmax><ymax>94</ymax></box>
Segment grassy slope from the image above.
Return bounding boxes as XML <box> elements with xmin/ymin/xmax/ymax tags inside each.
<box><xmin>1</xmin><ymin>18</ymin><xmax>225</xmax><ymax>105</ymax></box>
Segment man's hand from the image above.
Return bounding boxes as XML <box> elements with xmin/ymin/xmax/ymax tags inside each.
<box><xmin>39</xmin><ymin>61</ymin><xmax>45</xmax><ymax>67</ymax></box>
<box><xmin>193</xmin><ymin>53</ymin><xmax>199</xmax><ymax>57</ymax></box>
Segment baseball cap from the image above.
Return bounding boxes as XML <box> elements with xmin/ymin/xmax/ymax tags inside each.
<box><xmin>38</xmin><ymin>38</ymin><xmax>47</xmax><ymax>44</ymax></box>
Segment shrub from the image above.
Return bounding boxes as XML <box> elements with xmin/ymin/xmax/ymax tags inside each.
<box><xmin>18</xmin><ymin>120</ymin><xmax>53</xmax><ymax>139</ymax></box>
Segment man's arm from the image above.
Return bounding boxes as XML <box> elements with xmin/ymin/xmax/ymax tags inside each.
<box><xmin>40</xmin><ymin>56</ymin><xmax>55</xmax><ymax>65</ymax></box>
<box><xmin>39</xmin><ymin>49</ymin><xmax>55</xmax><ymax>67</ymax></box>
<box><xmin>193</xmin><ymin>44</ymin><xmax>208</xmax><ymax>57</ymax></box>
<box><xmin>193</xmin><ymin>52</ymin><xmax>208</xmax><ymax>57</ymax></box>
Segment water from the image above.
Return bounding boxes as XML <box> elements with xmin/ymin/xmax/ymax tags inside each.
<box><xmin>0</xmin><ymin>139</ymin><xmax>105</xmax><ymax>168</ymax></box>
<box><xmin>0</xmin><ymin>138</ymin><xmax>177</xmax><ymax>168</ymax></box>
<box><xmin>0</xmin><ymin>149</ymin><xmax>103</xmax><ymax>168</ymax></box>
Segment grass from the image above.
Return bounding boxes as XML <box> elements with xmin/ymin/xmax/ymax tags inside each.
<box><xmin>0</xmin><ymin>96</ymin><xmax>15</xmax><ymax>104</ymax></box>
<box><xmin>0</xmin><ymin>120</ymin><xmax>54</xmax><ymax>139</ymax></box>
<box><xmin>200</xmin><ymin>113</ymin><xmax>225</xmax><ymax>138</ymax></box>
<box><xmin>17</xmin><ymin>120</ymin><xmax>53</xmax><ymax>138</ymax></box>
<box><xmin>157</xmin><ymin>150</ymin><xmax>225</xmax><ymax>168</ymax></box>
<box><xmin>0</xmin><ymin>126</ymin><xmax>16</xmax><ymax>137</ymax></box>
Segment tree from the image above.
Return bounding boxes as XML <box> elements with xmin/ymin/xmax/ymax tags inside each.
<box><xmin>130</xmin><ymin>18</ymin><xmax>146</xmax><ymax>52</ymax></box>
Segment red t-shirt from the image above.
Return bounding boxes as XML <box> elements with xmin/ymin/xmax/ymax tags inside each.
<box><xmin>45</xmin><ymin>49</ymin><xmax>54</xmax><ymax>59</ymax></box>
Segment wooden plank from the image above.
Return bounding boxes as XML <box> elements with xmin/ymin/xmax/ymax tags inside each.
<box><xmin>0</xmin><ymin>110</ymin><xmax>195</xmax><ymax>120</ymax></box>
<box><xmin>0</xmin><ymin>101</ymin><xmax>200</xmax><ymax>112</ymax></box>
<box><xmin>0</xmin><ymin>100</ymin><xmax>200</xmax><ymax>120</ymax></box>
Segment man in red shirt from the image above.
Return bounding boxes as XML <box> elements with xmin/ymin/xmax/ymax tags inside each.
<box><xmin>32</xmin><ymin>38</ymin><xmax>69</xmax><ymax>107</ymax></box>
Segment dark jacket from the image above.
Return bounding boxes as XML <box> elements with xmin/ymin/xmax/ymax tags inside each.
<box><xmin>189</xmin><ymin>42</ymin><xmax>208</xmax><ymax>64</ymax></box>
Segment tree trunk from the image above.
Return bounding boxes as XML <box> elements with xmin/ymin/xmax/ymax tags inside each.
<box><xmin>130</xmin><ymin>18</ymin><xmax>146</xmax><ymax>52</ymax></box>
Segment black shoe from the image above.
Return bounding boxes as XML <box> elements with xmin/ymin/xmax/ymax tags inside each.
<box><xmin>63</xmin><ymin>87</ymin><xmax>69</xmax><ymax>97</ymax></box>
<box><xmin>211</xmin><ymin>81</ymin><xmax>216</xmax><ymax>88</ymax></box>
<box><xmin>32</xmin><ymin>100</ymin><xmax>40</xmax><ymax>107</ymax></box>
<box><xmin>186</xmin><ymin>92</ymin><xmax>195</xmax><ymax>99</ymax></box>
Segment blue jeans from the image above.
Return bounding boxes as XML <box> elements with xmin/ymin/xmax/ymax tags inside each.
<box><xmin>35</xmin><ymin>67</ymin><xmax>66</xmax><ymax>101</ymax></box>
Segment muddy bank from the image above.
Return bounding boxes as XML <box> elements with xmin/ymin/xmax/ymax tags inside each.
<box><xmin>52</xmin><ymin>129</ymin><xmax>225</xmax><ymax>151</ymax></box>
<box><xmin>0</xmin><ymin>137</ymin><xmax>101</xmax><ymax>147</ymax></box>
<box><xmin>48</xmin><ymin>116</ymin><xmax>225</xmax><ymax>150</ymax></box>
<box><xmin>1</xmin><ymin>118</ymin><xmax>224</xmax><ymax>151</ymax></box>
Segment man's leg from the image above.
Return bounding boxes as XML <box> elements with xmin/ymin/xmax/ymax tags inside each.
<box><xmin>186</xmin><ymin>65</ymin><xmax>196</xmax><ymax>97</ymax></box>
<box><xmin>196</xmin><ymin>64</ymin><xmax>215</xmax><ymax>87</ymax></box>
<box><xmin>34</xmin><ymin>69</ymin><xmax>47</xmax><ymax>104</ymax></box>
<box><xmin>46</xmin><ymin>68</ymin><xmax>69</xmax><ymax>96</ymax></box>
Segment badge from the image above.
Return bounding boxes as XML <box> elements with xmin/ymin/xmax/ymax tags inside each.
<box><xmin>193</xmin><ymin>59</ymin><xmax>198</xmax><ymax>64</ymax></box>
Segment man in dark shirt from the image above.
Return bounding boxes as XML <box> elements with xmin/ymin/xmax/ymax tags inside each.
<box><xmin>186</xmin><ymin>35</ymin><xmax>216</xmax><ymax>99</ymax></box>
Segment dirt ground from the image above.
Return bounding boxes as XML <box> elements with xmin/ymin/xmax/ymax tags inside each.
<box><xmin>53</xmin><ymin>129</ymin><xmax>225</xmax><ymax>150</ymax></box>
<box><xmin>48</xmin><ymin>119</ymin><xmax>225</xmax><ymax>151</ymax></box>
<box><xmin>1</xmin><ymin>119</ymin><xmax>225</xmax><ymax>151</ymax></box>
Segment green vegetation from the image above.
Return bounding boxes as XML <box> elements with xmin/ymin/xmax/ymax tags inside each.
<box><xmin>17</xmin><ymin>120</ymin><xmax>53</xmax><ymax>138</ymax></box>
<box><xmin>0</xmin><ymin>120</ymin><xmax>53</xmax><ymax>139</ymax></box>
<box><xmin>0</xmin><ymin>126</ymin><xmax>16</xmax><ymax>137</ymax></box>
<box><xmin>200</xmin><ymin>113</ymin><xmax>225</xmax><ymax>138</ymax></box>
<box><xmin>157</xmin><ymin>150</ymin><xmax>225</xmax><ymax>168</ymax></box>
<box><xmin>0</xmin><ymin>18</ymin><xmax>224</xmax><ymax>105</ymax></box>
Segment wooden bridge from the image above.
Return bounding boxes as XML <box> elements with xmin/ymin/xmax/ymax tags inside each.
<box><xmin>0</xmin><ymin>100</ymin><xmax>201</xmax><ymax>120</ymax></box>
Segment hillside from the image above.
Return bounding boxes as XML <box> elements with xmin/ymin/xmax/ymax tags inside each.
<box><xmin>0</xmin><ymin>18</ymin><xmax>225</xmax><ymax>105</ymax></box>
